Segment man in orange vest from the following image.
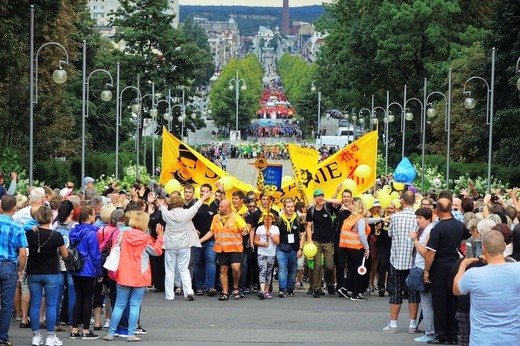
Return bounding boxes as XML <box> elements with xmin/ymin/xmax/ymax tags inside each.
<box><xmin>200</xmin><ymin>199</ymin><xmax>249</xmax><ymax>301</ymax></box>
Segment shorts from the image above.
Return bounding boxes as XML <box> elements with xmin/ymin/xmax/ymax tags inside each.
<box><xmin>216</xmin><ymin>252</ymin><xmax>242</xmax><ymax>266</ymax></box>
<box><xmin>20</xmin><ymin>272</ymin><xmax>30</xmax><ymax>294</ymax></box>
<box><xmin>388</xmin><ymin>265</ymin><xmax>420</xmax><ymax>305</ymax></box>
<box><xmin>297</xmin><ymin>255</ymin><xmax>305</xmax><ymax>271</ymax></box>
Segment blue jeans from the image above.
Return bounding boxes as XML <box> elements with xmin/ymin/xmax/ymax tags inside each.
<box><xmin>193</xmin><ymin>240</ymin><xmax>216</xmax><ymax>291</ymax></box>
<box><xmin>0</xmin><ymin>262</ymin><xmax>18</xmax><ymax>341</ymax></box>
<box><xmin>109</xmin><ymin>285</ymin><xmax>145</xmax><ymax>337</ymax></box>
<box><xmin>55</xmin><ymin>272</ymin><xmax>75</xmax><ymax>325</ymax></box>
<box><xmin>276</xmin><ymin>248</ymin><xmax>298</xmax><ymax>291</ymax></box>
<box><xmin>27</xmin><ymin>274</ymin><xmax>60</xmax><ymax>333</ymax></box>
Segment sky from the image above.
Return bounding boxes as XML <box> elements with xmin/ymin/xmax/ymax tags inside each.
<box><xmin>180</xmin><ymin>0</ymin><xmax>332</xmax><ymax>7</ymax></box>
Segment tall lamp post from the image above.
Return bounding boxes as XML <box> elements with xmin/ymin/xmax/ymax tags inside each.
<box><xmin>387</xmin><ymin>100</ymin><xmax>405</xmax><ymax>158</ymax></box>
<box><xmin>358</xmin><ymin>108</ymin><xmax>371</xmax><ymax>135</ymax></box>
<box><xmin>384</xmin><ymin>91</ymin><xmax>395</xmax><ymax>175</ymax></box>
<box><xmin>116</xmin><ymin>85</ymin><xmax>141</xmax><ymax>180</ymax></box>
<box><xmin>516</xmin><ymin>57</ymin><xmax>520</xmax><ymax>90</ymax></box>
<box><xmin>29</xmin><ymin>5</ymin><xmax>69</xmax><ymax>186</ymax></box>
<box><xmin>311</xmin><ymin>81</ymin><xmax>322</xmax><ymax>146</ymax></box>
<box><xmin>228</xmin><ymin>70</ymin><xmax>247</xmax><ymax>141</ymax></box>
<box><xmin>82</xmin><ymin>42</ymin><xmax>113</xmax><ymax>185</ymax></box>
<box><xmin>463</xmin><ymin>48</ymin><xmax>495</xmax><ymax>192</ymax></box>
<box><xmin>424</xmin><ymin>70</ymin><xmax>452</xmax><ymax>191</ymax></box>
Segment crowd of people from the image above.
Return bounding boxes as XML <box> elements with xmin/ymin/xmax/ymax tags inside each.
<box><xmin>0</xmin><ymin>171</ymin><xmax>520</xmax><ymax>345</ymax></box>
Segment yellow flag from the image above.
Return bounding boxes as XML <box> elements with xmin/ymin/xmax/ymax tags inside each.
<box><xmin>159</xmin><ymin>128</ymin><xmax>254</xmax><ymax>194</ymax></box>
<box><xmin>287</xmin><ymin>144</ymin><xmax>319</xmax><ymax>200</ymax></box>
<box><xmin>312</xmin><ymin>130</ymin><xmax>378</xmax><ymax>198</ymax></box>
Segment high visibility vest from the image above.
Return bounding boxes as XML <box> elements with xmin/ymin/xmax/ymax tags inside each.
<box><xmin>212</xmin><ymin>213</ymin><xmax>243</xmax><ymax>253</ymax></box>
<box><xmin>339</xmin><ymin>215</ymin><xmax>370</xmax><ymax>249</ymax></box>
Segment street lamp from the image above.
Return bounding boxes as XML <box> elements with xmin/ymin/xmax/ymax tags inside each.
<box><xmin>82</xmin><ymin>42</ymin><xmax>114</xmax><ymax>185</ymax></box>
<box><xmin>358</xmin><ymin>108</ymin><xmax>371</xmax><ymax>135</ymax></box>
<box><xmin>424</xmin><ymin>69</ymin><xmax>452</xmax><ymax>191</ymax></box>
<box><xmin>400</xmin><ymin>85</ymin><xmax>423</xmax><ymax>159</ymax></box>
<box><xmin>387</xmin><ymin>100</ymin><xmax>405</xmax><ymax>158</ymax></box>
<box><xmin>29</xmin><ymin>5</ymin><xmax>69</xmax><ymax>185</ymax></box>
<box><xmin>228</xmin><ymin>70</ymin><xmax>247</xmax><ymax>141</ymax></box>
<box><xmin>463</xmin><ymin>48</ymin><xmax>495</xmax><ymax>192</ymax></box>
<box><xmin>384</xmin><ymin>91</ymin><xmax>394</xmax><ymax>175</ymax></box>
<box><xmin>516</xmin><ymin>57</ymin><xmax>520</xmax><ymax>90</ymax></box>
<box><xmin>311</xmin><ymin>81</ymin><xmax>321</xmax><ymax>145</ymax></box>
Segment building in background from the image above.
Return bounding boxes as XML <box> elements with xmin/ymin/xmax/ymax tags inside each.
<box><xmin>282</xmin><ymin>0</ymin><xmax>290</xmax><ymax>35</ymax></box>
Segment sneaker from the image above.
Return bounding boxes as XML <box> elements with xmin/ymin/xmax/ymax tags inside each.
<box><xmin>383</xmin><ymin>324</ymin><xmax>398</xmax><ymax>334</ymax></box>
<box><xmin>287</xmin><ymin>289</ymin><xmax>294</xmax><ymax>297</ymax></box>
<box><xmin>69</xmin><ymin>332</ymin><xmax>81</xmax><ymax>339</ymax></box>
<box><xmin>243</xmin><ymin>288</ymin><xmax>251</xmax><ymax>294</ymax></box>
<box><xmin>81</xmin><ymin>331</ymin><xmax>99</xmax><ymax>340</ymax></box>
<box><xmin>306</xmin><ymin>288</ymin><xmax>313</xmax><ymax>295</ymax></box>
<box><xmin>32</xmin><ymin>333</ymin><xmax>43</xmax><ymax>346</ymax></box>
<box><xmin>252</xmin><ymin>287</ymin><xmax>259</xmax><ymax>293</ymax></box>
<box><xmin>265</xmin><ymin>292</ymin><xmax>273</xmax><ymax>299</ymax></box>
<box><xmin>350</xmin><ymin>294</ymin><xmax>368</xmax><ymax>301</ymax></box>
<box><xmin>19</xmin><ymin>322</ymin><xmax>31</xmax><ymax>328</ymax></box>
<box><xmin>257</xmin><ymin>291</ymin><xmax>266</xmax><ymax>300</ymax></box>
<box><xmin>239</xmin><ymin>289</ymin><xmax>245</xmax><ymax>298</ymax></box>
<box><xmin>135</xmin><ymin>327</ymin><xmax>147</xmax><ymax>335</ymax></box>
<box><xmin>103</xmin><ymin>334</ymin><xmax>114</xmax><ymax>341</ymax></box>
<box><xmin>45</xmin><ymin>334</ymin><xmax>63</xmax><ymax>346</ymax></box>
<box><xmin>186</xmin><ymin>294</ymin><xmax>195</xmax><ymax>301</ymax></box>
<box><xmin>312</xmin><ymin>290</ymin><xmax>320</xmax><ymax>298</ymax></box>
<box><xmin>0</xmin><ymin>340</ymin><xmax>13</xmax><ymax>346</ymax></box>
<box><xmin>278</xmin><ymin>290</ymin><xmax>287</xmax><ymax>298</ymax></box>
<box><xmin>337</xmin><ymin>287</ymin><xmax>351</xmax><ymax>299</ymax></box>
<box><xmin>365</xmin><ymin>287</ymin><xmax>372</xmax><ymax>295</ymax></box>
<box><xmin>207</xmin><ymin>288</ymin><xmax>218</xmax><ymax>297</ymax></box>
<box><xmin>415</xmin><ymin>335</ymin><xmax>436</xmax><ymax>342</ymax></box>
<box><xmin>327</xmin><ymin>285</ymin><xmax>335</xmax><ymax>295</ymax></box>
<box><xmin>379</xmin><ymin>289</ymin><xmax>385</xmax><ymax>297</ymax></box>
<box><xmin>409</xmin><ymin>326</ymin><xmax>420</xmax><ymax>334</ymax></box>
<box><xmin>103</xmin><ymin>320</ymin><xmax>111</xmax><ymax>329</ymax></box>
<box><xmin>127</xmin><ymin>335</ymin><xmax>141</xmax><ymax>342</ymax></box>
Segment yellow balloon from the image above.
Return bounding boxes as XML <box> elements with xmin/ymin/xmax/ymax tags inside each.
<box><xmin>218</xmin><ymin>176</ymin><xmax>234</xmax><ymax>191</ymax></box>
<box><xmin>361</xmin><ymin>194</ymin><xmax>375</xmax><ymax>209</ymax></box>
<box><xmin>377</xmin><ymin>190</ymin><xmax>387</xmax><ymax>200</ymax></box>
<box><xmin>382</xmin><ymin>185</ymin><xmax>392</xmax><ymax>194</ymax></box>
<box><xmin>282</xmin><ymin>175</ymin><xmax>293</xmax><ymax>185</ymax></box>
<box><xmin>354</xmin><ymin>164</ymin><xmax>372</xmax><ymax>179</ymax></box>
<box><xmin>379</xmin><ymin>193</ymin><xmax>392</xmax><ymax>209</ymax></box>
<box><xmin>393</xmin><ymin>182</ymin><xmax>405</xmax><ymax>191</ymax></box>
<box><xmin>392</xmin><ymin>198</ymin><xmax>401</xmax><ymax>209</ymax></box>
<box><xmin>164</xmin><ymin>179</ymin><xmax>181</xmax><ymax>194</ymax></box>
<box><xmin>303</xmin><ymin>242</ymin><xmax>318</xmax><ymax>259</ymax></box>
<box><xmin>390</xmin><ymin>191</ymin><xmax>400</xmax><ymax>200</ymax></box>
<box><xmin>342</xmin><ymin>179</ymin><xmax>357</xmax><ymax>195</ymax></box>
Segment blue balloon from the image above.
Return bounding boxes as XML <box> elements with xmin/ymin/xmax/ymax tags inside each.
<box><xmin>393</xmin><ymin>157</ymin><xmax>416</xmax><ymax>184</ymax></box>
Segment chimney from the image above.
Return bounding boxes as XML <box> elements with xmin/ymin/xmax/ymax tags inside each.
<box><xmin>282</xmin><ymin>0</ymin><xmax>289</xmax><ymax>35</ymax></box>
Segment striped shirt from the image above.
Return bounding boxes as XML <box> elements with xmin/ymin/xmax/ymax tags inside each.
<box><xmin>0</xmin><ymin>214</ymin><xmax>28</xmax><ymax>264</ymax></box>
<box><xmin>389</xmin><ymin>207</ymin><xmax>417</xmax><ymax>270</ymax></box>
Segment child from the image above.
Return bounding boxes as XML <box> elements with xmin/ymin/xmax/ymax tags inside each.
<box><xmin>254</xmin><ymin>214</ymin><xmax>280</xmax><ymax>299</ymax></box>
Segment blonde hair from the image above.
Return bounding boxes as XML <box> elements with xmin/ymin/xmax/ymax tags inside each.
<box><xmin>351</xmin><ymin>198</ymin><xmax>366</xmax><ymax>217</ymax></box>
<box><xmin>169</xmin><ymin>194</ymin><xmax>184</xmax><ymax>209</ymax></box>
<box><xmin>100</xmin><ymin>203</ymin><xmax>116</xmax><ymax>224</ymax></box>
<box><xmin>127</xmin><ymin>210</ymin><xmax>150</xmax><ymax>232</ymax></box>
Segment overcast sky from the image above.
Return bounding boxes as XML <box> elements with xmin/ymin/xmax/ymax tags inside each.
<box><xmin>180</xmin><ymin>0</ymin><xmax>332</xmax><ymax>7</ymax></box>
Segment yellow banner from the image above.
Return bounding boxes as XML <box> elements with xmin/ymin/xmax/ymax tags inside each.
<box><xmin>310</xmin><ymin>130</ymin><xmax>378</xmax><ymax>198</ymax></box>
<box><xmin>159</xmin><ymin>129</ymin><xmax>255</xmax><ymax>194</ymax></box>
<box><xmin>287</xmin><ymin>144</ymin><xmax>319</xmax><ymax>201</ymax></box>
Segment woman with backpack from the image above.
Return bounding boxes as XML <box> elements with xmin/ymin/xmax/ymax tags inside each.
<box><xmin>68</xmin><ymin>205</ymin><xmax>103</xmax><ymax>340</ymax></box>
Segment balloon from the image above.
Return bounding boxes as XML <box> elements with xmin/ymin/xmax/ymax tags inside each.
<box><xmin>218</xmin><ymin>176</ymin><xmax>234</xmax><ymax>191</ymax></box>
<box><xmin>379</xmin><ymin>193</ymin><xmax>392</xmax><ymax>209</ymax></box>
<box><xmin>354</xmin><ymin>164</ymin><xmax>372</xmax><ymax>179</ymax></box>
<box><xmin>164</xmin><ymin>179</ymin><xmax>181</xmax><ymax>194</ymax></box>
<box><xmin>432</xmin><ymin>178</ymin><xmax>442</xmax><ymax>189</ymax></box>
<box><xmin>382</xmin><ymin>185</ymin><xmax>392</xmax><ymax>194</ymax></box>
<box><xmin>342</xmin><ymin>179</ymin><xmax>357</xmax><ymax>195</ymax></box>
<box><xmin>390</xmin><ymin>191</ymin><xmax>400</xmax><ymax>200</ymax></box>
<box><xmin>361</xmin><ymin>194</ymin><xmax>375</xmax><ymax>209</ymax></box>
<box><xmin>282</xmin><ymin>175</ymin><xmax>292</xmax><ymax>185</ymax></box>
<box><xmin>303</xmin><ymin>242</ymin><xmax>318</xmax><ymax>259</ymax></box>
<box><xmin>393</xmin><ymin>182</ymin><xmax>405</xmax><ymax>191</ymax></box>
<box><xmin>392</xmin><ymin>199</ymin><xmax>401</xmax><ymax>209</ymax></box>
<box><xmin>377</xmin><ymin>189</ymin><xmax>388</xmax><ymax>200</ymax></box>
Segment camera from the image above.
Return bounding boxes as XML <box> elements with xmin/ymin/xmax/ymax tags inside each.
<box><xmin>490</xmin><ymin>194</ymin><xmax>499</xmax><ymax>203</ymax></box>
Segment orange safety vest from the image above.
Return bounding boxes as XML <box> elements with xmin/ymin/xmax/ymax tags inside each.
<box><xmin>339</xmin><ymin>215</ymin><xmax>370</xmax><ymax>249</ymax></box>
<box><xmin>212</xmin><ymin>213</ymin><xmax>243</xmax><ymax>253</ymax></box>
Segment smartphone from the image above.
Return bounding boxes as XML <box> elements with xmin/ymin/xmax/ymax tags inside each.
<box><xmin>472</xmin><ymin>240</ymin><xmax>482</xmax><ymax>258</ymax></box>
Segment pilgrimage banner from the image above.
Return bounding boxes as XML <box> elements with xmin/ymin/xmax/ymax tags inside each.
<box><xmin>287</xmin><ymin>144</ymin><xmax>319</xmax><ymax>200</ymax></box>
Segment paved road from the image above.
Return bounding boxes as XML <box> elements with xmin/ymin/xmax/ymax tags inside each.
<box><xmin>6</xmin><ymin>288</ymin><xmax>420</xmax><ymax>345</ymax></box>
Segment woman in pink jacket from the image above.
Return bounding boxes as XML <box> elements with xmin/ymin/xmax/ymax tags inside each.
<box><xmin>103</xmin><ymin>211</ymin><xmax>163</xmax><ymax>342</ymax></box>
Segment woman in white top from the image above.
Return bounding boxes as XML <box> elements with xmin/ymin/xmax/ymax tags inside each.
<box><xmin>409</xmin><ymin>207</ymin><xmax>435</xmax><ymax>342</ymax></box>
<box><xmin>253</xmin><ymin>213</ymin><xmax>280</xmax><ymax>299</ymax></box>
<box><xmin>156</xmin><ymin>190</ymin><xmax>212</xmax><ymax>301</ymax></box>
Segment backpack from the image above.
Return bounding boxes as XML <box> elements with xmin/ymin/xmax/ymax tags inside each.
<box><xmin>64</xmin><ymin>233</ymin><xmax>86</xmax><ymax>271</ymax></box>
<box><xmin>101</xmin><ymin>227</ymin><xmax>116</xmax><ymax>265</ymax></box>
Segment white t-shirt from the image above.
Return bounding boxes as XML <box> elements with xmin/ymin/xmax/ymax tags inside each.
<box><xmin>256</xmin><ymin>225</ymin><xmax>280</xmax><ymax>257</ymax></box>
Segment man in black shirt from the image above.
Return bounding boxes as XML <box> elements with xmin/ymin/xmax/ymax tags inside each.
<box><xmin>306</xmin><ymin>189</ymin><xmax>337</xmax><ymax>298</ymax></box>
<box><xmin>424</xmin><ymin>198</ymin><xmax>470</xmax><ymax>345</ymax></box>
<box><xmin>192</xmin><ymin>184</ymin><xmax>219</xmax><ymax>296</ymax></box>
<box><xmin>239</xmin><ymin>198</ymin><xmax>261</xmax><ymax>296</ymax></box>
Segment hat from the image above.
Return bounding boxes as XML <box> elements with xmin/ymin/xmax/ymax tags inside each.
<box><xmin>373</xmin><ymin>199</ymin><xmax>381</xmax><ymax>207</ymax></box>
<box><xmin>313</xmin><ymin>189</ymin><xmax>325</xmax><ymax>197</ymax></box>
<box><xmin>83</xmin><ymin>176</ymin><xmax>95</xmax><ymax>185</ymax></box>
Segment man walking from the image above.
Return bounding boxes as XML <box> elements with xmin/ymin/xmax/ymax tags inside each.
<box><xmin>0</xmin><ymin>195</ymin><xmax>28</xmax><ymax>345</ymax></box>
<box><xmin>383</xmin><ymin>190</ymin><xmax>419</xmax><ymax>333</ymax></box>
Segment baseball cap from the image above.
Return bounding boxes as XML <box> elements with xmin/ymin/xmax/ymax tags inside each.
<box><xmin>83</xmin><ymin>176</ymin><xmax>95</xmax><ymax>185</ymax></box>
<box><xmin>313</xmin><ymin>189</ymin><xmax>325</xmax><ymax>197</ymax></box>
